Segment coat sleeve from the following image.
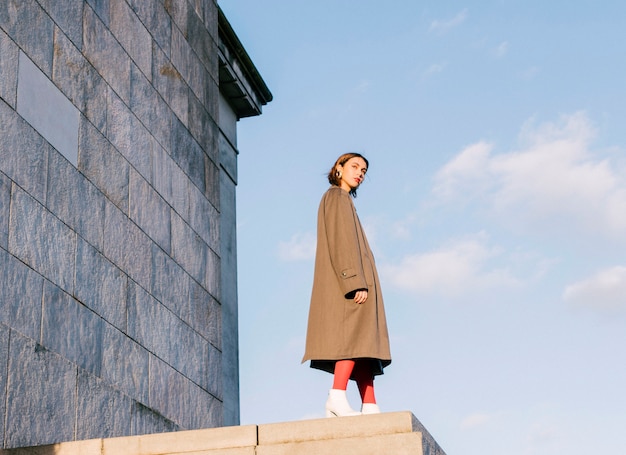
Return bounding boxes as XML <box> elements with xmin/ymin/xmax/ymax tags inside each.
<box><xmin>323</xmin><ymin>189</ymin><xmax>368</xmax><ymax>297</ymax></box>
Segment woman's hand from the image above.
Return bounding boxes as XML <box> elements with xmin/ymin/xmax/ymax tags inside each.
<box><xmin>354</xmin><ymin>289</ymin><xmax>368</xmax><ymax>304</ymax></box>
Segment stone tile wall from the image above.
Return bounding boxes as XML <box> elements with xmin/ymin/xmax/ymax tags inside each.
<box><xmin>0</xmin><ymin>0</ymin><xmax>227</xmax><ymax>448</ymax></box>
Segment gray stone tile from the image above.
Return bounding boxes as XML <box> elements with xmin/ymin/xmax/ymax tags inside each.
<box><xmin>218</xmin><ymin>95</ymin><xmax>237</xmax><ymax>148</ymax></box>
<box><xmin>0</xmin><ymin>324</ymin><xmax>7</xmax><ymax>448</ymax></box>
<box><xmin>38</xmin><ymin>0</ymin><xmax>84</xmax><ymax>48</ymax></box>
<box><xmin>85</xmin><ymin>0</ymin><xmax>110</xmax><ymax>27</ymax></box>
<box><xmin>147</xmin><ymin>354</ymin><xmax>185</xmax><ymax>425</ymax></box>
<box><xmin>5</xmin><ymin>331</ymin><xmax>77</xmax><ymax>448</ymax></box>
<box><xmin>0</xmin><ymin>28</ymin><xmax>18</xmax><ymax>108</ymax></box>
<box><xmin>188</xmin><ymin>92</ymin><xmax>218</xmax><ymax>162</ymax></box>
<box><xmin>76</xmin><ymin>370</ymin><xmax>132</xmax><ymax>440</ymax></box>
<box><xmin>220</xmin><ymin>167</ymin><xmax>239</xmax><ymax>426</ymax></box>
<box><xmin>131</xmin><ymin>401</ymin><xmax>180</xmax><ymax>436</ymax></box>
<box><xmin>127</xmin><ymin>0</ymin><xmax>171</xmax><ymax>58</ymax></box>
<box><xmin>185</xmin><ymin>4</ymin><xmax>217</xmax><ymax>80</ymax></box>
<box><xmin>201</xmin><ymin>0</ymin><xmax>218</xmax><ymax>43</ymax></box>
<box><xmin>47</xmin><ymin>149</ymin><xmax>105</xmax><ymax>251</ymax></box>
<box><xmin>130</xmin><ymin>64</ymin><xmax>172</xmax><ymax>151</ymax></box>
<box><xmin>17</xmin><ymin>51</ymin><xmax>80</xmax><ymax>166</ymax></box>
<box><xmin>150</xmin><ymin>244</ymin><xmax>190</xmax><ymax>316</ymax></box>
<box><xmin>187</xmin><ymin>166</ymin><xmax>220</xmax><ymax>250</ymax></box>
<box><xmin>0</xmin><ymin>96</ymin><xmax>50</xmax><ymax>202</ymax></box>
<box><xmin>186</xmin><ymin>366</ymin><xmax>223</xmax><ymax>429</ymax></box>
<box><xmin>163</xmin><ymin>0</ymin><xmax>190</xmax><ymax>37</ymax></box>
<box><xmin>0</xmin><ymin>172</ymin><xmax>10</xmax><ymax>249</ymax></box>
<box><xmin>222</xmin><ymin>335</ymin><xmax>238</xmax><ymax>427</ymax></box>
<box><xmin>208</xmin><ymin>398</ymin><xmax>224</xmax><ymax>429</ymax></box>
<box><xmin>128</xmin><ymin>276</ymin><xmax>209</xmax><ymax>390</ymax></box>
<box><xmin>219</xmin><ymin>132</ymin><xmax>238</xmax><ymax>185</ymax></box>
<box><xmin>188</xmin><ymin>280</ymin><xmax>221</xmax><ymax>349</ymax></box>
<box><xmin>106</xmin><ymin>88</ymin><xmax>153</xmax><ymax>182</ymax></box>
<box><xmin>167</xmin><ymin>0</ymin><xmax>217</xmax><ymax>88</ymax></box>
<box><xmin>152</xmin><ymin>43</ymin><xmax>188</xmax><ymax>126</ymax></box>
<box><xmin>142</xmin><ymin>254</ymin><xmax>213</xmax><ymax>345</ymax></box>
<box><xmin>205</xmin><ymin>154</ymin><xmax>220</xmax><ymax>210</ymax></box>
<box><xmin>171</xmin><ymin>115</ymin><xmax>206</xmax><ymax>194</ymax></box>
<box><xmin>129</xmin><ymin>169</ymin><xmax>171</xmax><ymax>253</ymax></box>
<box><xmin>75</xmin><ymin>238</ymin><xmax>127</xmax><ymax>330</ymax></box>
<box><xmin>208</xmin><ymin>293</ymin><xmax>222</xmax><ymax>351</ymax></box>
<box><xmin>170</xmin><ymin>211</ymin><xmax>207</xmax><ymax>286</ymax></box>
<box><xmin>110</xmin><ymin>0</ymin><xmax>152</xmax><ymax>79</ymax></box>
<box><xmin>41</xmin><ymin>281</ymin><xmax>104</xmax><ymax>376</ymax></box>
<box><xmin>170</xmin><ymin>163</ymin><xmax>192</xmax><ymax>220</ymax></box>
<box><xmin>151</xmin><ymin>142</ymin><xmax>174</xmax><ymax>205</ymax></box>
<box><xmin>83</xmin><ymin>4</ymin><xmax>131</xmax><ymax>104</ymax></box>
<box><xmin>0</xmin><ymin>0</ymin><xmax>54</xmax><ymax>77</ymax></box>
<box><xmin>170</xmin><ymin>24</ymin><xmax>208</xmax><ymax>108</ymax></box>
<box><xmin>101</xmin><ymin>324</ymin><xmax>150</xmax><ymax>403</ymax></box>
<box><xmin>189</xmin><ymin>0</ymin><xmax>207</xmax><ymax>23</ymax></box>
<box><xmin>181</xmin><ymin>330</ymin><xmax>212</xmax><ymax>393</ymax></box>
<box><xmin>219</xmin><ymin>172</ymin><xmax>237</xmax><ymax>269</ymax></box>
<box><xmin>78</xmin><ymin>117</ymin><xmax>130</xmax><ymax>213</ymax></box>
<box><xmin>8</xmin><ymin>187</ymin><xmax>76</xmax><ymax>293</ymax></box>
<box><xmin>0</xmin><ymin>247</ymin><xmax>44</xmax><ymax>341</ymax></box>
<box><xmin>206</xmin><ymin>342</ymin><xmax>222</xmax><ymax>400</ymax></box>
<box><xmin>127</xmin><ymin>281</ymin><xmax>167</xmax><ymax>356</ymax></box>
<box><xmin>205</xmin><ymin>246</ymin><xmax>221</xmax><ymax>301</ymax></box>
<box><xmin>103</xmin><ymin>200</ymin><xmax>152</xmax><ymax>290</ymax></box>
<box><xmin>203</xmin><ymin>73</ymin><xmax>220</xmax><ymax>122</ymax></box>
<box><xmin>148</xmin><ymin>354</ymin><xmax>219</xmax><ymax>430</ymax></box>
<box><xmin>52</xmin><ymin>27</ymin><xmax>108</xmax><ymax>132</ymax></box>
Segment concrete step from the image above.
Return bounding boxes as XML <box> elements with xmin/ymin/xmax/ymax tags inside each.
<box><xmin>0</xmin><ymin>411</ymin><xmax>446</xmax><ymax>455</ymax></box>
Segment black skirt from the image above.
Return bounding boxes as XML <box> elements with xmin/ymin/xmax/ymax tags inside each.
<box><xmin>310</xmin><ymin>358</ymin><xmax>389</xmax><ymax>378</ymax></box>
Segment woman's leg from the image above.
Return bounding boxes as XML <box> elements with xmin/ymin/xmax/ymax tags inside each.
<box><xmin>332</xmin><ymin>360</ymin><xmax>356</xmax><ymax>390</ymax></box>
<box><xmin>354</xmin><ymin>360</ymin><xmax>381</xmax><ymax>414</ymax></box>
<box><xmin>326</xmin><ymin>360</ymin><xmax>360</xmax><ymax>417</ymax></box>
<box><xmin>353</xmin><ymin>361</ymin><xmax>376</xmax><ymax>404</ymax></box>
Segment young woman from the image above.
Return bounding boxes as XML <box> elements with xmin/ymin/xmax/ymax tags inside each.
<box><xmin>302</xmin><ymin>153</ymin><xmax>392</xmax><ymax>417</ymax></box>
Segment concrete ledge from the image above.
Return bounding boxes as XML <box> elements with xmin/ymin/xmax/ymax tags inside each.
<box><xmin>0</xmin><ymin>412</ymin><xmax>445</xmax><ymax>455</ymax></box>
<box><xmin>257</xmin><ymin>432</ymin><xmax>424</xmax><ymax>455</ymax></box>
<box><xmin>258</xmin><ymin>411</ymin><xmax>419</xmax><ymax>444</ymax></box>
<box><xmin>0</xmin><ymin>425</ymin><xmax>258</xmax><ymax>455</ymax></box>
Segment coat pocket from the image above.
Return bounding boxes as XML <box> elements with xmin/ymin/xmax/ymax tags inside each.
<box><xmin>340</xmin><ymin>268</ymin><xmax>356</xmax><ymax>279</ymax></box>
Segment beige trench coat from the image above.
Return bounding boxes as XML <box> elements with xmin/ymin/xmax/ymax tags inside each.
<box><xmin>302</xmin><ymin>187</ymin><xmax>391</xmax><ymax>377</ymax></box>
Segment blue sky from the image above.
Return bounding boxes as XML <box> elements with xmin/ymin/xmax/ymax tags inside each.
<box><xmin>219</xmin><ymin>2</ymin><xmax>626</xmax><ymax>453</ymax></box>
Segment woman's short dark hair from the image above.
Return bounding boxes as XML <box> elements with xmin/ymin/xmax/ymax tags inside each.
<box><xmin>327</xmin><ymin>152</ymin><xmax>369</xmax><ymax>197</ymax></box>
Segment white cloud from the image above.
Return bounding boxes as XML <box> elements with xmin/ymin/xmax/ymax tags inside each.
<box><xmin>423</xmin><ymin>62</ymin><xmax>447</xmax><ymax>78</ymax></box>
<box><xmin>521</xmin><ymin>66</ymin><xmax>540</xmax><ymax>80</ymax></box>
<box><xmin>494</xmin><ymin>41</ymin><xmax>509</xmax><ymax>58</ymax></box>
<box><xmin>433</xmin><ymin>112</ymin><xmax>626</xmax><ymax>238</ymax></box>
<box><xmin>429</xmin><ymin>9</ymin><xmax>468</xmax><ymax>34</ymax></box>
<box><xmin>526</xmin><ymin>423</ymin><xmax>558</xmax><ymax>446</ymax></box>
<box><xmin>380</xmin><ymin>232</ymin><xmax>521</xmax><ymax>296</ymax></box>
<box><xmin>433</xmin><ymin>141</ymin><xmax>494</xmax><ymax>199</ymax></box>
<box><xmin>461</xmin><ymin>411</ymin><xmax>499</xmax><ymax>430</ymax></box>
<box><xmin>354</xmin><ymin>80</ymin><xmax>371</xmax><ymax>93</ymax></box>
<box><xmin>563</xmin><ymin>266</ymin><xmax>626</xmax><ymax>311</ymax></box>
<box><xmin>390</xmin><ymin>214</ymin><xmax>418</xmax><ymax>240</ymax></box>
<box><xmin>362</xmin><ymin>213</ymin><xmax>420</xmax><ymax>246</ymax></box>
<box><xmin>277</xmin><ymin>232</ymin><xmax>316</xmax><ymax>261</ymax></box>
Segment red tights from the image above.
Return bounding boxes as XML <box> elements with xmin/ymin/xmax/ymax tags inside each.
<box><xmin>332</xmin><ymin>360</ymin><xmax>376</xmax><ymax>404</ymax></box>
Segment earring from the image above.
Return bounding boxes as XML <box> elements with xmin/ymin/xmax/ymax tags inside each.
<box><xmin>336</xmin><ymin>170</ymin><xmax>342</xmax><ymax>179</ymax></box>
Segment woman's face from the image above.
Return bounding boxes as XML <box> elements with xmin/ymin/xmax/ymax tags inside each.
<box><xmin>337</xmin><ymin>157</ymin><xmax>368</xmax><ymax>192</ymax></box>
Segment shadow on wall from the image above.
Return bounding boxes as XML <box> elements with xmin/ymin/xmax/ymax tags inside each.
<box><xmin>0</xmin><ymin>445</ymin><xmax>61</xmax><ymax>455</ymax></box>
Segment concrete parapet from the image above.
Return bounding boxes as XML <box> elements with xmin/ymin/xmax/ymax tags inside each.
<box><xmin>0</xmin><ymin>412</ymin><xmax>445</xmax><ymax>455</ymax></box>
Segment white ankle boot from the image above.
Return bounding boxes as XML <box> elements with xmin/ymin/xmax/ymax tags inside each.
<box><xmin>325</xmin><ymin>389</ymin><xmax>361</xmax><ymax>417</ymax></box>
<box><xmin>361</xmin><ymin>403</ymin><xmax>381</xmax><ymax>414</ymax></box>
